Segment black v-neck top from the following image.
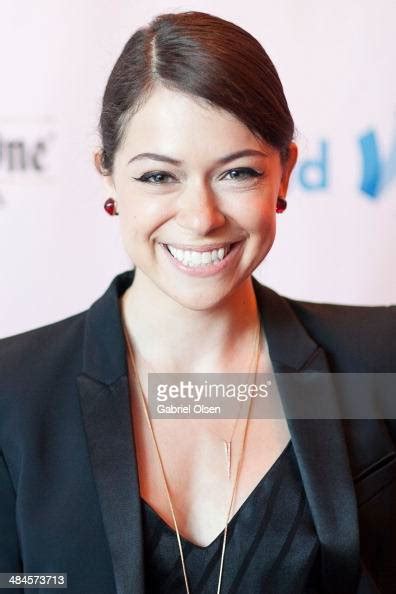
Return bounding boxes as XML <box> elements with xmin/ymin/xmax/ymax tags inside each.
<box><xmin>140</xmin><ymin>440</ymin><xmax>322</xmax><ymax>593</ymax></box>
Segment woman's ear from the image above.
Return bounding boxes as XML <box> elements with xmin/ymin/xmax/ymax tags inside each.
<box><xmin>93</xmin><ymin>149</ymin><xmax>104</xmax><ymax>175</ymax></box>
<box><xmin>93</xmin><ymin>149</ymin><xmax>116</xmax><ymax>194</ymax></box>
<box><xmin>279</xmin><ymin>142</ymin><xmax>298</xmax><ymax>197</ymax></box>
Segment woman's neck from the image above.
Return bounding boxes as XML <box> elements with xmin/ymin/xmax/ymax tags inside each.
<box><xmin>120</xmin><ymin>269</ymin><xmax>262</xmax><ymax>374</ymax></box>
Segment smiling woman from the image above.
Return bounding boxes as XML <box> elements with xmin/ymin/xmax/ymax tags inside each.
<box><xmin>1</xmin><ymin>9</ymin><xmax>395</xmax><ymax>594</ymax></box>
<box><xmin>97</xmin><ymin>82</ymin><xmax>295</xmax><ymax>304</ymax></box>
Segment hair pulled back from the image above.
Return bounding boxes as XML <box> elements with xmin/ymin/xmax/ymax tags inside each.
<box><xmin>97</xmin><ymin>11</ymin><xmax>295</xmax><ymax>175</ymax></box>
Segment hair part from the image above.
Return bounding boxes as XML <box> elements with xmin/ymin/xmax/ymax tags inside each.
<box><xmin>97</xmin><ymin>11</ymin><xmax>295</xmax><ymax>176</ymax></box>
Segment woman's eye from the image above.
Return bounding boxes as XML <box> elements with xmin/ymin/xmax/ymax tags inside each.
<box><xmin>132</xmin><ymin>167</ymin><xmax>263</xmax><ymax>185</ymax></box>
<box><xmin>132</xmin><ymin>171</ymin><xmax>176</xmax><ymax>184</ymax></box>
<box><xmin>222</xmin><ymin>167</ymin><xmax>264</xmax><ymax>181</ymax></box>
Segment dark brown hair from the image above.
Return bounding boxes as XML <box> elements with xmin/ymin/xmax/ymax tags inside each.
<box><xmin>97</xmin><ymin>11</ymin><xmax>295</xmax><ymax>175</ymax></box>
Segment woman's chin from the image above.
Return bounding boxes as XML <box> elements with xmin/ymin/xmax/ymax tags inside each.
<box><xmin>163</xmin><ymin>285</ymin><xmax>233</xmax><ymax>312</ymax></box>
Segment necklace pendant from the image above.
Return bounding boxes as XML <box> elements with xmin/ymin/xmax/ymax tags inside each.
<box><xmin>224</xmin><ymin>440</ymin><xmax>231</xmax><ymax>479</ymax></box>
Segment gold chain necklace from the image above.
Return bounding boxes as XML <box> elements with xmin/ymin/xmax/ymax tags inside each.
<box><xmin>123</xmin><ymin>319</ymin><xmax>262</xmax><ymax>594</ymax></box>
<box><xmin>221</xmin><ymin>323</ymin><xmax>262</xmax><ymax>479</ymax></box>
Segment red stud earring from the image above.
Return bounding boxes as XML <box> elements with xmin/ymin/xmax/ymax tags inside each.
<box><xmin>276</xmin><ymin>197</ymin><xmax>287</xmax><ymax>213</ymax></box>
<box><xmin>104</xmin><ymin>198</ymin><xmax>119</xmax><ymax>216</ymax></box>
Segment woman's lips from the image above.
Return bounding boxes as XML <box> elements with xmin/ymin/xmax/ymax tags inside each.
<box><xmin>162</xmin><ymin>242</ymin><xmax>233</xmax><ymax>252</ymax></box>
<box><xmin>159</xmin><ymin>240</ymin><xmax>243</xmax><ymax>277</ymax></box>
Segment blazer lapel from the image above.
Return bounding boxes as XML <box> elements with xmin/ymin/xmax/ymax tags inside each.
<box><xmin>77</xmin><ymin>269</ymin><xmax>145</xmax><ymax>594</ymax></box>
<box><xmin>253</xmin><ymin>276</ymin><xmax>361</xmax><ymax>594</ymax></box>
<box><xmin>76</xmin><ymin>269</ymin><xmax>362</xmax><ymax>594</ymax></box>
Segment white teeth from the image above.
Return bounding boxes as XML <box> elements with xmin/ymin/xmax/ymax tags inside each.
<box><xmin>182</xmin><ymin>250</ymin><xmax>191</xmax><ymax>266</ymax></box>
<box><xmin>191</xmin><ymin>251</ymin><xmax>202</xmax><ymax>265</ymax></box>
<box><xmin>166</xmin><ymin>244</ymin><xmax>231</xmax><ymax>267</ymax></box>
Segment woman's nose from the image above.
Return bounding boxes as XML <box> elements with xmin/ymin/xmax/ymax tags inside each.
<box><xmin>175</xmin><ymin>186</ymin><xmax>226</xmax><ymax>234</ymax></box>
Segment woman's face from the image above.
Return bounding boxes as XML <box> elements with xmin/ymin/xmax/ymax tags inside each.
<box><xmin>98</xmin><ymin>85</ymin><xmax>297</xmax><ymax>310</ymax></box>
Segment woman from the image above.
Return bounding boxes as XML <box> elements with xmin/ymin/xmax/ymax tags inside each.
<box><xmin>0</xmin><ymin>10</ymin><xmax>395</xmax><ymax>594</ymax></box>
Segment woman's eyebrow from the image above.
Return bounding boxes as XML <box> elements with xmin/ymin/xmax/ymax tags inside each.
<box><xmin>127</xmin><ymin>148</ymin><xmax>269</xmax><ymax>166</ymax></box>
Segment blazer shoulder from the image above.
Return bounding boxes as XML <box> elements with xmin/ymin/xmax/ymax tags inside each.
<box><xmin>285</xmin><ymin>296</ymin><xmax>396</xmax><ymax>371</ymax></box>
<box><xmin>0</xmin><ymin>311</ymin><xmax>89</xmax><ymax>453</ymax></box>
<box><xmin>286</xmin><ymin>295</ymin><xmax>395</xmax><ymax>337</ymax></box>
<box><xmin>0</xmin><ymin>309</ymin><xmax>87</xmax><ymax>352</ymax></box>
<box><xmin>0</xmin><ymin>310</ymin><xmax>87</xmax><ymax>393</ymax></box>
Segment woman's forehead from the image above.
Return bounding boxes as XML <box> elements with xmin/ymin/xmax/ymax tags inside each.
<box><xmin>118</xmin><ymin>86</ymin><xmax>273</xmax><ymax>161</ymax></box>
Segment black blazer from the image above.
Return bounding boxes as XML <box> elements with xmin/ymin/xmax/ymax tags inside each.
<box><xmin>0</xmin><ymin>269</ymin><xmax>395</xmax><ymax>594</ymax></box>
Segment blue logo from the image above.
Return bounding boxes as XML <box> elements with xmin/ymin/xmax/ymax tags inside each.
<box><xmin>292</xmin><ymin>130</ymin><xmax>396</xmax><ymax>199</ymax></box>
<box><xmin>297</xmin><ymin>141</ymin><xmax>328</xmax><ymax>191</ymax></box>
<box><xmin>359</xmin><ymin>129</ymin><xmax>396</xmax><ymax>199</ymax></box>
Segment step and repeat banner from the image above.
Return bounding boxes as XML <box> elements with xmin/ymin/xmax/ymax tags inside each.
<box><xmin>1</xmin><ymin>0</ymin><xmax>395</xmax><ymax>337</ymax></box>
